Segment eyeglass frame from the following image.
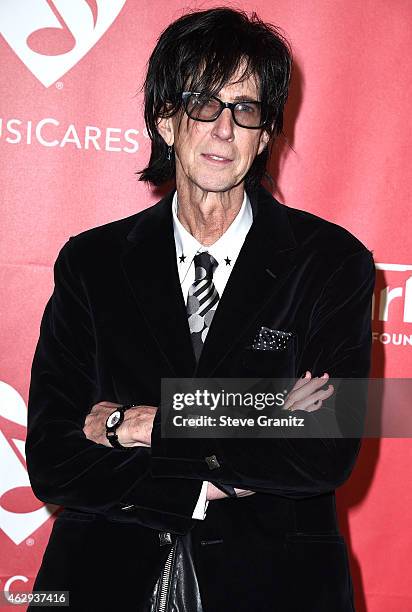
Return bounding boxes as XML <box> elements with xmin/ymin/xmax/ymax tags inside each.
<box><xmin>181</xmin><ymin>91</ymin><xmax>267</xmax><ymax>129</ymax></box>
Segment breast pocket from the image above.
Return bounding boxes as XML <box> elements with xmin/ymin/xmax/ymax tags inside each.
<box><xmin>241</xmin><ymin>336</ymin><xmax>297</xmax><ymax>378</ymax></box>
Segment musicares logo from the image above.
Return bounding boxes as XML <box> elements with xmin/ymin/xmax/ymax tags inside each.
<box><xmin>0</xmin><ymin>381</ymin><xmax>58</xmax><ymax>545</ymax></box>
<box><xmin>0</xmin><ymin>0</ymin><xmax>127</xmax><ymax>87</ymax></box>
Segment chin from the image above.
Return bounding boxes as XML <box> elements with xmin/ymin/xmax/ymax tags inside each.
<box><xmin>191</xmin><ymin>174</ymin><xmax>239</xmax><ymax>193</ymax></box>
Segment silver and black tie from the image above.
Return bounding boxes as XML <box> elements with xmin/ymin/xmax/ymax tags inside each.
<box><xmin>186</xmin><ymin>251</ymin><xmax>219</xmax><ymax>361</ymax></box>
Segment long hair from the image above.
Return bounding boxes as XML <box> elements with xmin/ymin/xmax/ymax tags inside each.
<box><xmin>136</xmin><ymin>7</ymin><xmax>292</xmax><ymax>193</ymax></box>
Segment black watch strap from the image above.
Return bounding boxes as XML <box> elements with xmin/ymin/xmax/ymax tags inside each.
<box><xmin>106</xmin><ymin>429</ymin><xmax>124</xmax><ymax>449</ymax></box>
<box><xmin>106</xmin><ymin>403</ymin><xmax>139</xmax><ymax>449</ymax></box>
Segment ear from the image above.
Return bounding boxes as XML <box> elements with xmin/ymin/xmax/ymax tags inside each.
<box><xmin>156</xmin><ymin>114</ymin><xmax>175</xmax><ymax>147</ymax></box>
<box><xmin>257</xmin><ymin>129</ymin><xmax>270</xmax><ymax>156</ymax></box>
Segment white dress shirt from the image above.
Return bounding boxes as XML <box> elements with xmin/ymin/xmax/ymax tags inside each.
<box><xmin>172</xmin><ymin>189</ymin><xmax>253</xmax><ymax>519</ymax></box>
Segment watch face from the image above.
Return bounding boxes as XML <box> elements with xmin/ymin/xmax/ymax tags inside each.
<box><xmin>107</xmin><ymin>410</ymin><xmax>121</xmax><ymax>429</ymax></box>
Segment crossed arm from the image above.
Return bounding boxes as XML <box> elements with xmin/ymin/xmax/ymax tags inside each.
<box><xmin>146</xmin><ymin>249</ymin><xmax>375</xmax><ymax>497</ymax></box>
<box><xmin>25</xmin><ymin>238</ymin><xmax>375</xmax><ymax>532</ymax></box>
<box><xmin>82</xmin><ymin>371</ymin><xmax>334</xmax><ymax>503</ymax></box>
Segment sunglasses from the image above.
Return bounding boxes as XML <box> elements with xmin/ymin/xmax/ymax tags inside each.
<box><xmin>181</xmin><ymin>91</ymin><xmax>267</xmax><ymax>129</ymax></box>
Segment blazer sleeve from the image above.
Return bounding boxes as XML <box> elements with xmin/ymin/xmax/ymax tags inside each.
<box><xmin>25</xmin><ymin>238</ymin><xmax>203</xmax><ymax>529</ymax></box>
<box><xmin>150</xmin><ymin>248</ymin><xmax>376</xmax><ymax>499</ymax></box>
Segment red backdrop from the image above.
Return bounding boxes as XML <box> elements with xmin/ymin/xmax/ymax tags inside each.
<box><xmin>1</xmin><ymin>1</ymin><xmax>411</xmax><ymax>610</ymax></box>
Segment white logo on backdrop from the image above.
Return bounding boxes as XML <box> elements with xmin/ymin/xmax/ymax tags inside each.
<box><xmin>0</xmin><ymin>381</ymin><xmax>58</xmax><ymax>545</ymax></box>
<box><xmin>374</xmin><ymin>263</ymin><xmax>412</xmax><ymax>322</ymax></box>
<box><xmin>0</xmin><ymin>0</ymin><xmax>127</xmax><ymax>87</ymax></box>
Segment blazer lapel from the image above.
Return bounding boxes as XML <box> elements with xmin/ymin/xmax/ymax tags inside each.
<box><xmin>120</xmin><ymin>189</ymin><xmax>197</xmax><ymax>377</ymax></box>
<box><xmin>120</xmin><ymin>185</ymin><xmax>298</xmax><ymax>379</ymax></box>
<box><xmin>195</xmin><ymin>185</ymin><xmax>299</xmax><ymax>377</ymax></box>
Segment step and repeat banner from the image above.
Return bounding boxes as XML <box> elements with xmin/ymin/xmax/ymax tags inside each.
<box><xmin>1</xmin><ymin>1</ymin><xmax>411</xmax><ymax>610</ymax></box>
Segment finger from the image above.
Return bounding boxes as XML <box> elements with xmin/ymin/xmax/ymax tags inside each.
<box><xmin>287</xmin><ymin>373</ymin><xmax>329</xmax><ymax>402</ymax></box>
<box><xmin>287</xmin><ymin>371</ymin><xmax>312</xmax><ymax>394</ymax></box>
<box><xmin>281</xmin><ymin>371</ymin><xmax>312</xmax><ymax>408</ymax></box>
<box><xmin>304</xmin><ymin>400</ymin><xmax>324</xmax><ymax>413</ymax></box>
<box><xmin>287</xmin><ymin>384</ymin><xmax>335</xmax><ymax>412</ymax></box>
<box><xmin>283</xmin><ymin>381</ymin><xmax>334</xmax><ymax>411</ymax></box>
<box><xmin>283</xmin><ymin>374</ymin><xmax>330</xmax><ymax>409</ymax></box>
<box><xmin>291</xmin><ymin>384</ymin><xmax>335</xmax><ymax>412</ymax></box>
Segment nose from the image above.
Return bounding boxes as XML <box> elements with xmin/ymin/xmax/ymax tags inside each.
<box><xmin>211</xmin><ymin>107</ymin><xmax>235</xmax><ymax>141</ymax></box>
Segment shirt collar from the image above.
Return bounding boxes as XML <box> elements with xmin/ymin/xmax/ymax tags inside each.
<box><xmin>172</xmin><ymin>189</ymin><xmax>253</xmax><ymax>281</ymax></box>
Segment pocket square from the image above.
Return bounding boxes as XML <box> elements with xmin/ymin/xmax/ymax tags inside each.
<box><xmin>251</xmin><ymin>326</ymin><xmax>294</xmax><ymax>351</ymax></box>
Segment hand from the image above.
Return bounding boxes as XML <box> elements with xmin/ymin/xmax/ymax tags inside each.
<box><xmin>282</xmin><ymin>371</ymin><xmax>334</xmax><ymax>412</ymax></box>
<box><xmin>206</xmin><ymin>483</ymin><xmax>255</xmax><ymax>501</ymax></box>
<box><xmin>83</xmin><ymin>401</ymin><xmax>157</xmax><ymax>447</ymax></box>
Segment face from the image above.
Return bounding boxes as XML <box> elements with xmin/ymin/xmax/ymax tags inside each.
<box><xmin>157</xmin><ymin>64</ymin><xmax>270</xmax><ymax>194</ymax></box>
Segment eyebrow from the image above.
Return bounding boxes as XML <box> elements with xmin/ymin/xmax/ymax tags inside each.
<box><xmin>191</xmin><ymin>91</ymin><xmax>259</xmax><ymax>102</ymax></box>
<box><xmin>231</xmin><ymin>95</ymin><xmax>258</xmax><ymax>101</ymax></box>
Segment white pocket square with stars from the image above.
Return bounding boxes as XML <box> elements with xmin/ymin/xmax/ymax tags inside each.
<box><xmin>251</xmin><ymin>326</ymin><xmax>294</xmax><ymax>351</ymax></box>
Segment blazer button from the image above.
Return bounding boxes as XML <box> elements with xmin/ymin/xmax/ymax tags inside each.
<box><xmin>205</xmin><ymin>454</ymin><xmax>220</xmax><ymax>470</ymax></box>
<box><xmin>159</xmin><ymin>532</ymin><xmax>173</xmax><ymax>546</ymax></box>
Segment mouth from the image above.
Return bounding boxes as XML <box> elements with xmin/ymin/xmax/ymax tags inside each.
<box><xmin>201</xmin><ymin>153</ymin><xmax>233</xmax><ymax>164</ymax></box>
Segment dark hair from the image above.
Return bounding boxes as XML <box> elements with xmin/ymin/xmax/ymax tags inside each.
<box><xmin>136</xmin><ymin>7</ymin><xmax>292</xmax><ymax>193</ymax></box>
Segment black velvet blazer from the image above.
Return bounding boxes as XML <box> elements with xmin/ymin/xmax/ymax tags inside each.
<box><xmin>26</xmin><ymin>185</ymin><xmax>375</xmax><ymax>611</ymax></box>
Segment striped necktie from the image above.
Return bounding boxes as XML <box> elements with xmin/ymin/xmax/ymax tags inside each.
<box><xmin>186</xmin><ymin>251</ymin><xmax>219</xmax><ymax>361</ymax></box>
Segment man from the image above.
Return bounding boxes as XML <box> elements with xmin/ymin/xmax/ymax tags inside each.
<box><xmin>26</xmin><ymin>7</ymin><xmax>375</xmax><ymax>612</ymax></box>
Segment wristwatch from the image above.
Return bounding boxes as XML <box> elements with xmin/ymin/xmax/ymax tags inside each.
<box><xmin>105</xmin><ymin>403</ymin><xmax>139</xmax><ymax>449</ymax></box>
